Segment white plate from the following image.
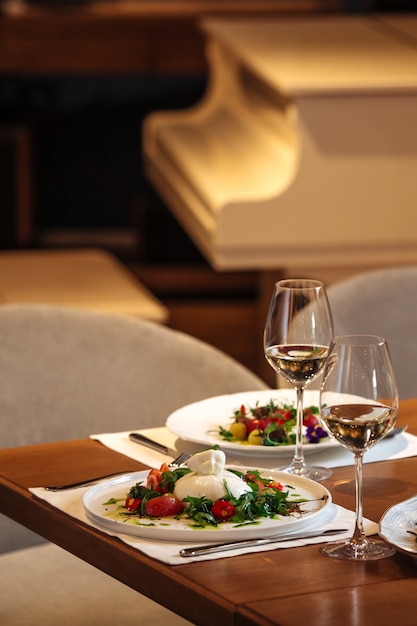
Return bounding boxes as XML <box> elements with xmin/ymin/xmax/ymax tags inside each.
<box><xmin>166</xmin><ymin>389</ymin><xmax>339</xmax><ymax>458</ymax></box>
<box><xmin>82</xmin><ymin>467</ymin><xmax>332</xmax><ymax>542</ymax></box>
<box><xmin>379</xmin><ymin>494</ymin><xmax>417</xmax><ymax>557</ymax></box>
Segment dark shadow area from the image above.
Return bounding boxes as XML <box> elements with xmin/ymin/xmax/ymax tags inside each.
<box><xmin>0</xmin><ymin>73</ymin><xmax>208</xmax><ymax>262</ymax></box>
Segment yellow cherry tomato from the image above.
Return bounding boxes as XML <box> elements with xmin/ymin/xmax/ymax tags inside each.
<box><xmin>247</xmin><ymin>429</ymin><xmax>263</xmax><ymax>445</ymax></box>
<box><xmin>229</xmin><ymin>422</ymin><xmax>248</xmax><ymax>441</ymax></box>
<box><xmin>229</xmin><ymin>421</ymin><xmax>247</xmax><ymax>440</ymax></box>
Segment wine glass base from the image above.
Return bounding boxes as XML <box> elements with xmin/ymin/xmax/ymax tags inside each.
<box><xmin>321</xmin><ymin>538</ymin><xmax>396</xmax><ymax>561</ymax></box>
<box><xmin>279</xmin><ymin>463</ymin><xmax>332</xmax><ymax>482</ymax></box>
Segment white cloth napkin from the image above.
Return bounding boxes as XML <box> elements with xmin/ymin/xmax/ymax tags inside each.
<box><xmin>91</xmin><ymin>427</ymin><xmax>417</xmax><ymax>472</ymax></box>
<box><xmin>91</xmin><ymin>428</ymin><xmax>182</xmax><ymax>469</ymax></box>
<box><xmin>29</xmin><ymin>484</ymin><xmax>378</xmax><ymax>564</ymax></box>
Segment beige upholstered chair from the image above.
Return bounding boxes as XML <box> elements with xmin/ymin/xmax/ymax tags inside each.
<box><xmin>0</xmin><ymin>304</ymin><xmax>267</xmax><ymax>625</ymax></box>
<box><xmin>326</xmin><ymin>266</ymin><xmax>417</xmax><ymax>399</ymax></box>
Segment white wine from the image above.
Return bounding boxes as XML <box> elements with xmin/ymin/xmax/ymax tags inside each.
<box><xmin>321</xmin><ymin>403</ymin><xmax>396</xmax><ymax>452</ymax></box>
<box><xmin>265</xmin><ymin>344</ymin><xmax>329</xmax><ymax>386</ymax></box>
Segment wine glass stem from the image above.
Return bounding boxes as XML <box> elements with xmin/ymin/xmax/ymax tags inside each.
<box><xmin>293</xmin><ymin>387</ymin><xmax>306</xmax><ymax>468</ymax></box>
<box><xmin>353</xmin><ymin>451</ymin><xmax>366</xmax><ymax>542</ymax></box>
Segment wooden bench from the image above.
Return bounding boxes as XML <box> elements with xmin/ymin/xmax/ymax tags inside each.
<box><xmin>0</xmin><ymin>248</ymin><xmax>168</xmax><ymax>323</ymax></box>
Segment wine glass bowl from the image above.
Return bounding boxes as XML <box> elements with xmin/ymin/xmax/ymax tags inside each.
<box><xmin>263</xmin><ymin>279</ymin><xmax>334</xmax><ymax>481</ymax></box>
<box><xmin>265</xmin><ymin>345</ymin><xmax>329</xmax><ymax>388</ymax></box>
<box><xmin>320</xmin><ymin>334</ymin><xmax>399</xmax><ymax>561</ymax></box>
<box><xmin>321</xmin><ymin>402</ymin><xmax>396</xmax><ymax>453</ymax></box>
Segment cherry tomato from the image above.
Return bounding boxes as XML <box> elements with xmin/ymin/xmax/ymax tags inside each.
<box><xmin>125</xmin><ymin>497</ymin><xmax>141</xmax><ymax>512</ymax></box>
<box><xmin>256</xmin><ymin>417</ymin><xmax>274</xmax><ymax>431</ymax></box>
<box><xmin>248</xmin><ymin>429</ymin><xmax>263</xmax><ymax>445</ymax></box>
<box><xmin>266</xmin><ymin>481</ymin><xmax>283</xmax><ymax>491</ymax></box>
<box><xmin>229</xmin><ymin>421</ymin><xmax>247</xmax><ymax>440</ymax></box>
<box><xmin>303</xmin><ymin>413</ymin><xmax>319</xmax><ymax>429</ymax></box>
<box><xmin>245</xmin><ymin>472</ymin><xmax>265</xmax><ymax>491</ymax></box>
<box><xmin>246</xmin><ymin>418</ymin><xmax>260</xmax><ymax>434</ymax></box>
<box><xmin>146</xmin><ymin>463</ymin><xmax>171</xmax><ymax>493</ymax></box>
<box><xmin>212</xmin><ymin>500</ymin><xmax>236</xmax><ymax>521</ymax></box>
<box><xmin>144</xmin><ymin>494</ymin><xmax>185</xmax><ymax>517</ymax></box>
<box><xmin>272</xmin><ymin>408</ymin><xmax>292</xmax><ymax>422</ymax></box>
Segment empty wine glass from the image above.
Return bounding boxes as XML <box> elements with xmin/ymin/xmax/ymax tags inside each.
<box><xmin>264</xmin><ymin>279</ymin><xmax>334</xmax><ymax>481</ymax></box>
<box><xmin>320</xmin><ymin>335</ymin><xmax>399</xmax><ymax>560</ymax></box>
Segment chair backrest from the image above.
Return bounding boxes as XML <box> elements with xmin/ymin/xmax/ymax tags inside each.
<box><xmin>326</xmin><ymin>266</ymin><xmax>417</xmax><ymax>399</ymax></box>
<box><xmin>0</xmin><ymin>304</ymin><xmax>267</xmax><ymax>552</ymax></box>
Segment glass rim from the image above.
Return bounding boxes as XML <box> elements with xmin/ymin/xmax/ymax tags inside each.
<box><xmin>332</xmin><ymin>334</ymin><xmax>387</xmax><ymax>346</ymax></box>
<box><xmin>276</xmin><ymin>278</ymin><xmax>325</xmax><ymax>290</ymax></box>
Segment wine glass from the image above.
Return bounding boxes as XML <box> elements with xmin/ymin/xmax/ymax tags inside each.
<box><xmin>320</xmin><ymin>335</ymin><xmax>399</xmax><ymax>561</ymax></box>
<box><xmin>264</xmin><ymin>279</ymin><xmax>334</xmax><ymax>481</ymax></box>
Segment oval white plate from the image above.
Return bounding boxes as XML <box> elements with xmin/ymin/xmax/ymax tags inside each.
<box><xmin>379</xmin><ymin>494</ymin><xmax>417</xmax><ymax>557</ymax></box>
<box><xmin>166</xmin><ymin>389</ymin><xmax>339</xmax><ymax>458</ymax></box>
<box><xmin>83</xmin><ymin>467</ymin><xmax>332</xmax><ymax>542</ymax></box>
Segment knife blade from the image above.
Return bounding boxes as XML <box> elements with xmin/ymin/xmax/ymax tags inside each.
<box><xmin>179</xmin><ymin>527</ymin><xmax>348</xmax><ymax>557</ymax></box>
<box><xmin>128</xmin><ymin>432</ymin><xmax>173</xmax><ymax>455</ymax></box>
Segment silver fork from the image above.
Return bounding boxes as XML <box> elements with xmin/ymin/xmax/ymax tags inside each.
<box><xmin>384</xmin><ymin>425</ymin><xmax>408</xmax><ymax>439</ymax></box>
<box><xmin>169</xmin><ymin>451</ymin><xmax>191</xmax><ymax>467</ymax></box>
<box><xmin>44</xmin><ymin>451</ymin><xmax>191</xmax><ymax>491</ymax></box>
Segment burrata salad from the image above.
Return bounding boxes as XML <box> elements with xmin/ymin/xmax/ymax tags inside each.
<box><xmin>106</xmin><ymin>449</ymin><xmax>310</xmax><ymax>528</ymax></box>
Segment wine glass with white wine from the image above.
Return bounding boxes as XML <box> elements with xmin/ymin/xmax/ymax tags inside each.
<box><xmin>320</xmin><ymin>334</ymin><xmax>399</xmax><ymax>560</ymax></box>
<box><xmin>264</xmin><ymin>279</ymin><xmax>334</xmax><ymax>481</ymax></box>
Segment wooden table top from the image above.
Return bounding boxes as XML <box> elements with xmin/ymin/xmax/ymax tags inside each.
<box><xmin>1</xmin><ymin>399</ymin><xmax>416</xmax><ymax>626</ymax></box>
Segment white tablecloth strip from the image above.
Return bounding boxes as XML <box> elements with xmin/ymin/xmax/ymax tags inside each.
<box><xmin>29</xmin><ymin>484</ymin><xmax>378</xmax><ymax>565</ymax></box>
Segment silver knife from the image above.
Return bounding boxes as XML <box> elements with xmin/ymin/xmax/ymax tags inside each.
<box><xmin>179</xmin><ymin>527</ymin><xmax>348</xmax><ymax>557</ymax></box>
<box><xmin>129</xmin><ymin>432</ymin><xmax>173</xmax><ymax>455</ymax></box>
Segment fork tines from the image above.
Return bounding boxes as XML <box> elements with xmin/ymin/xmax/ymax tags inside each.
<box><xmin>169</xmin><ymin>451</ymin><xmax>191</xmax><ymax>467</ymax></box>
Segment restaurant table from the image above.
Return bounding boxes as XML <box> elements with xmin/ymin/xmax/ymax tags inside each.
<box><xmin>1</xmin><ymin>398</ymin><xmax>417</xmax><ymax>626</ymax></box>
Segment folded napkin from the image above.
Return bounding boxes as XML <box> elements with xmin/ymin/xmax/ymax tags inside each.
<box><xmin>91</xmin><ymin>428</ymin><xmax>417</xmax><ymax>472</ymax></box>
<box><xmin>90</xmin><ymin>427</ymin><xmax>200</xmax><ymax>468</ymax></box>
<box><xmin>29</xmin><ymin>485</ymin><xmax>378</xmax><ymax>565</ymax></box>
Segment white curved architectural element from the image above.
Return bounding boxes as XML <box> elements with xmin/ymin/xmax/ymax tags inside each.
<box><xmin>143</xmin><ymin>16</ymin><xmax>417</xmax><ymax>271</ymax></box>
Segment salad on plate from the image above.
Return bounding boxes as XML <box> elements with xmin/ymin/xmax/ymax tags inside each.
<box><xmin>83</xmin><ymin>448</ymin><xmax>332</xmax><ymax>540</ymax></box>
<box><xmin>218</xmin><ymin>398</ymin><xmax>329</xmax><ymax>448</ymax></box>
<box><xmin>165</xmin><ymin>389</ymin><xmax>339</xmax><ymax>458</ymax></box>
<box><xmin>121</xmin><ymin>448</ymin><xmax>316</xmax><ymax>528</ymax></box>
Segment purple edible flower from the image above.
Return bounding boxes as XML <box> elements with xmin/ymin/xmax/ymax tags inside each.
<box><xmin>306</xmin><ymin>425</ymin><xmax>328</xmax><ymax>444</ymax></box>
